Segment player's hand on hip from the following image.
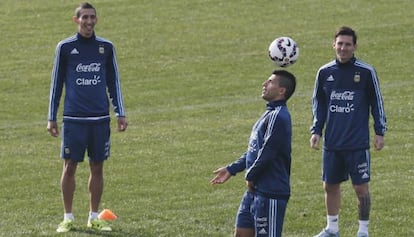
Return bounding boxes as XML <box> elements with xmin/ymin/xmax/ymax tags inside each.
<box><xmin>310</xmin><ymin>134</ymin><xmax>320</xmax><ymax>150</ymax></box>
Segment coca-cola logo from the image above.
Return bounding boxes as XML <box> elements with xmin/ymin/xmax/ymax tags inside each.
<box><xmin>330</xmin><ymin>90</ymin><xmax>354</xmax><ymax>101</ymax></box>
<box><xmin>76</xmin><ymin>63</ymin><xmax>101</xmax><ymax>72</ymax></box>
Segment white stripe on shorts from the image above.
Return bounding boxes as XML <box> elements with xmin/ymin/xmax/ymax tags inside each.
<box><xmin>269</xmin><ymin>199</ymin><xmax>278</xmax><ymax>237</ymax></box>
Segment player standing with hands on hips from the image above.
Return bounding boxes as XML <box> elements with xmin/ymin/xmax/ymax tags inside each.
<box><xmin>211</xmin><ymin>70</ymin><xmax>296</xmax><ymax>237</ymax></box>
<box><xmin>310</xmin><ymin>26</ymin><xmax>386</xmax><ymax>237</ymax></box>
<box><xmin>47</xmin><ymin>2</ymin><xmax>127</xmax><ymax>233</ymax></box>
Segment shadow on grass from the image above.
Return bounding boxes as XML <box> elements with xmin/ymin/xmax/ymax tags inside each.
<box><xmin>67</xmin><ymin>227</ymin><xmax>154</xmax><ymax>237</ymax></box>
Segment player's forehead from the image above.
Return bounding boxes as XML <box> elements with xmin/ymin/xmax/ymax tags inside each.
<box><xmin>78</xmin><ymin>8</ymin><xmax>96</xmax><ymax>18</ymax></box>
<box><xmin>334</xmin><ymin>35</ymin><xmax>354</xmax><ymax>44</ymax></box>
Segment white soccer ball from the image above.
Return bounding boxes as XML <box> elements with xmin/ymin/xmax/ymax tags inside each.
<box><xmin>268</xmin><ymin>36</ymin><xmax>299</xmax><ymax>67</ymax></box>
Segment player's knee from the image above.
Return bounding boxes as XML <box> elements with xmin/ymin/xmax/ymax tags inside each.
<box><xmin>353</xmin><ymin>183</ymin><xmax>369</xmax><ymax>196</ymax></box>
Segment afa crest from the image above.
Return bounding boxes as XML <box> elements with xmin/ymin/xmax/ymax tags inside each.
<box><xmin>353</xmin><ymin>73</ymin><xmax>361</xmax><ymax>82</ymax></box>
<box><xmin>99</xmin><ymin>46</ymin><xmax>105</xmax><ymax>54</ymax></box>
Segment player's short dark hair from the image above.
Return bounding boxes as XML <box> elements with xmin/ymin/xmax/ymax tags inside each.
<box><xmin>335</xmin><ymin>26</ymin><xmax>357</xmax><ymax>45</ymax></box>
<box><xmin>272</xmin><ymin>70</ymin><xmax>296</xmax><ymax>101</ymax></box>
<box><xmin>75</xmin><ymin>2</ymin><xmax>96</xmax><ymax>18</ymax></box>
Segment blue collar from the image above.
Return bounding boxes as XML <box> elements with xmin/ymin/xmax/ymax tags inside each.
<box><xmin>336</xmin><ymin>56</ymin><xmax>356</xmax><ymax>67</ymax></box>
<box><xmin>266</xmin><ymin>100</ymin><xmax>286</xmax><ymax>110</ymax></box>
<box><xmin>77</xmin><ymin>32</ymin><xmax>96</xmax><ymax>41</ymax></box>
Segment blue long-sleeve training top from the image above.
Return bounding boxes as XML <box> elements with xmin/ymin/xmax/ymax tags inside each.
<box><xmin>48</xmin><ymin>33</ymin><xmax>125</xmax><ymax>123</ymax></box>
<box><xmin>227</xmin><ymin>100</ymin><xmax>291</xmax><ymax>200</ymax></box>
<box><xmin>310</xmin><ymin>57</ymin><xmax>387</xmax><ymax>151</ymax></box>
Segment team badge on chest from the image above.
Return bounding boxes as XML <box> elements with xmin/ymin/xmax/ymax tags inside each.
<box><xmin>353</xmin><ymin>72</ymin><xmax>361</xmax><ymax>83</ymax></box>
<box><xmin>99</xmin><ymin>46</ymin><xmax>105</xmax><ymax>54</ymax></box>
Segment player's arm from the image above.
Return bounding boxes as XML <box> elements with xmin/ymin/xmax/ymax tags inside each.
<box><xmin>368</xmin><ymin>69</ymin><xmax>386</xmax><ymax>150</ymax></box>
<box><xmin>47</xmin><ymin>43</ymin><xmax>65</xmax><ymax>137</ymax></box>
<box><xmin>368</xmin><ymin>69</ymin><xmax>387</xmax><ymax>137</ymax></box>
<box><xmin>226</xmin><ymin>152</ymin><xmax>247</xmax><ymax>175</ymax></box>
<box><xmin>106</xmin><ymin>44</ymin><xmax>126</xmax><ymax>118</ymax></box>
<box><xmin>310</xmin><ymin>71</ymin><xmax>326</xmax><ymax>148</ymax></box>
<box><xmin>210</xmin><ymin>153</ymin><xmax>247</xmax><ymax>185</ymax></box>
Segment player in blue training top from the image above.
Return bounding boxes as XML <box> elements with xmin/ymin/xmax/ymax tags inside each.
<box><xmin>211</xmin><ymin>70</ymin><xmax>296</xmax><ymax>237</ymax></box>
<box><xmin>310</xmin><ymin>26</ymin><xmax>387</xmax><ymax>237</ymax></box>
<box><xmin>47</xmin><ymin>2</ymin><xmax>128</xmax><ymax>233</ymax></box>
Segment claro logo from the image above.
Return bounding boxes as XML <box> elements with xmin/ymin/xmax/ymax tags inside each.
<box><xmin>77</xmin><ymin>75</ymin><xmax>101</xmax><ymax>86</ymax></box>
<box><xmin>75</xmin><ymin>63</ymin><xmax>102</xmax><ymax>86</ymax></box>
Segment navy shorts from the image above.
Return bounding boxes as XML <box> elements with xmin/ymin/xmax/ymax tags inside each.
<box><xmin>236</xmin><ymin>191</ymin><xmax>288</xmax><ymax>237</ymax></box>
<box><xmin>322</xmin><ymin>149</ymin><xmax>370</xmax><ymax>185</ymax></box>
<box><xmin>61</xmin><ymin>121</ymin><xmax>111</xmax><ymax>162</ymax></box>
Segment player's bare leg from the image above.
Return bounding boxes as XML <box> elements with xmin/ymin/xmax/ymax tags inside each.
<box><xmin>89</xmin><ymin>161</ymin><xmax>104</xmax><ymax>213</ymax></box>
<box><xmin>315</xmin><ymin>182</ymin><xmax>341</xmax><ymax>235</ymax></box>
<box><xmin>354</xmin><ymin>183</ymin><xmax>370</xmax><ymax>236</ymax></box>
<box><xmin>235</xmin><ymin>227</ymin><xmax>255</xmax><ymax>237</ymax></box>
<box><xmin>56</xmin><ymin>159</ymin><xmax>78</xmax><ymax>232</ymax></box>
<box><xmin>87</xmin><ymin>161</ymin><xmax>112</xmax><ymax>231</ymax></box>
<box><xmin>324</xmin><ymin>182</ymin><xmax>341</xmax><ymax>216</ymax></box>
<box><xmin>61</xmin><ymin>159</ymin><xmax>78</xmax><ymax>213</ymax></box>
<box><xmin>354</xmin><ymin>183</ymin><xmax>370</xmax><ymax>219</ymax></box>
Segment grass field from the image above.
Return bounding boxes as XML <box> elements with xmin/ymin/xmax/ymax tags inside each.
<box><xmin>0</xmin><ymin>0</ymin><xmax>413</xmax><ymax>236</ymax></box>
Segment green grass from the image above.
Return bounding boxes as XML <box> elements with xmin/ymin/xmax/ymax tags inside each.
<box><xmin>0</xmin><ymin>0</ymin><xmax>413</xmax><ymax>236</ymax></box>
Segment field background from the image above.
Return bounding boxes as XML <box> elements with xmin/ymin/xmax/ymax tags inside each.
<box><xmin>0</xmin><ymin>0</ymin><xmax>413</xmax><ymax>236</ymax></box>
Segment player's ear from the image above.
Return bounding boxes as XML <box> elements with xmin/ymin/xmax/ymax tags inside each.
<box><xmin>279</xmin><ymin>87</ymin><xmax>286</xmax><ymax>96</ymax></box>
<box><xmin>73</xmin><ymin>16</ymin><xmax>80</xmax><ymax>24</ymax></box>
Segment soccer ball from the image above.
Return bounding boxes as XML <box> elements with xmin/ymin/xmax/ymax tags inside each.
<box><xmin>268</xmin><ymin>37</ymin><xmax>299</xmax><ymax>67</ymax></box>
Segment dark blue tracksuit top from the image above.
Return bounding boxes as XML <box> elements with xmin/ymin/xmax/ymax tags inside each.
<box><xmin>310</xmin><ymin>57</ymin><xmax>387</xmax><ymax>151</ymax></box>
<box><xmin>227</xmin><ymin>100</ymin><xmax>291</xmax><ymax>200</ymax></box>
<box><xmin>48</xmin><ymin>33</ymin><xmax>126</xmax><ymax>123</ymax></box>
